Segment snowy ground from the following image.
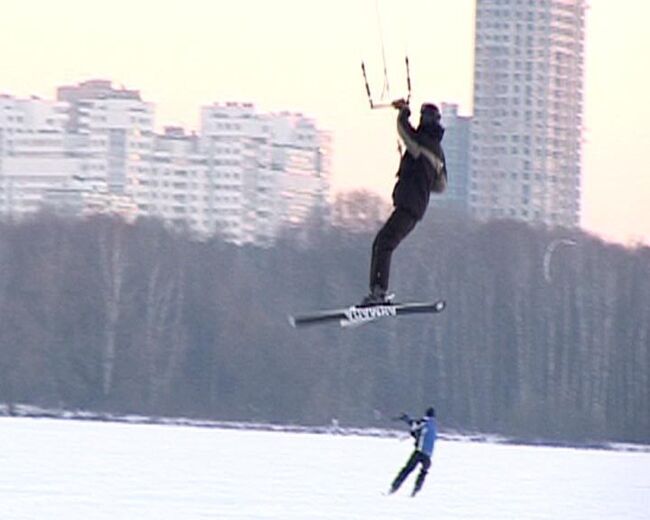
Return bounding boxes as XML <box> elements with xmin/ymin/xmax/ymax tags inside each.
<box><xmin>1</xmin><ymin>417</ymin><xmax>648</xmax><ymax>520</ymax></box>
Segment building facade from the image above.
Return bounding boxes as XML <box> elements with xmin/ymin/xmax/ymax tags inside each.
<box><xmin>1</xmin><ymin>84</ymin><xmax>331</xmax><ymax>244</ymax></box>
<box><xmin>470</xmin><ymin>0</ymin><xmax>586</xmax><ymax>227</ymax></box>
<box><xmin>57</xmin><ymin>79</ymin><xmax>155</xmax><ymax>195</ymax></box>
<box><xmin>200</xmin><ymin>102</ymin><xmax>330</xmax><ymax>245</ymax></box>
<box><xmin>268</xmin><ymin>112</ymin><xmax>331</xmax><ymax>233</ymax></box>
<box><xmin>0</xmin><ymin>95</ymin><xmax>78</xmax><ymax>217</ymax></box>
<box><xmin>200</xmin><ymin>102</ymin><xmax>272</xmax><ymax>244</ymax></box>
<box><xmin>138</xmin><ymin>126</ymin><xmax>209</xmax><ymax>235</ymax></box>
<box><xmin>439</xmin><ymin>103</ymin><xmax>471</xmax><ymax>213</ymax></box>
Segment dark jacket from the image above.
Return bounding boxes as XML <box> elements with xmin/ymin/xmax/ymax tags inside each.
<box><xmin>391</xmin><ymin>107</ymin><xmax>447</xmax><ymax>220</ymax></box>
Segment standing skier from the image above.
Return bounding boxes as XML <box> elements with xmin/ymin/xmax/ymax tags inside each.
<box><xmin>389</xmin><ymin>406</ymin><xmax>437</xmax><ymax>497</ymax></box>
<box><xmin>361</xmin><ymin>99</ymin><xmax>447</xmax><ymax>306</ymax></box>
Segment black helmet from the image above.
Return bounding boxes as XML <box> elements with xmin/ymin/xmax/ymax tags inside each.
<box><xmin>420</xmin><ymin>103</ymin><xmax>441</xmax><ymax>124</ymax></box>
<box><xmin>426</xmin><ymin>406</ymin><xmax>436</xmax><ymax>417</ymax></box>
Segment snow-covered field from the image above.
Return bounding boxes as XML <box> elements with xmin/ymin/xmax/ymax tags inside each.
<box><xmin>1</xmin><ymin>417</ymin><xmax>648</xmax><ymax>520</ymax></box>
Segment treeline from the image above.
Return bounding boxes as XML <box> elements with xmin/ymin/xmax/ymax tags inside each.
<box><xmin>0</xmin><ymin>199</ymin><xmax>648</xmax><ymax>444</ymax></box>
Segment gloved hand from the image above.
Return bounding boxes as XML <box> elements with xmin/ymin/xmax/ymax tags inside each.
<box><xmin>392</xmin><ymin>98</ymin><xmax>410</xmax><ymax>113</ymax></box>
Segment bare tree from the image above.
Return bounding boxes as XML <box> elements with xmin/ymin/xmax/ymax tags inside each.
<box><xmin>1</xmin><ymin>212</ymin><xmax>648</xmax><ymax>444</ymax></box>
<box><xmin>97</xmin><ymin>218</ymin><xmax>128</xmax><ymax>398</ymax></box>
<box><xmin>141</xmin><ymin>234</ymin><xmax>187</xmax><ymax>410</ymax></box>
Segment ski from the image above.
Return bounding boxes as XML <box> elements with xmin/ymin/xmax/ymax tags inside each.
<box><xmin>288</xmin><ymin>300</ymin><xmax>445</xmax><ymax>328</ymax></box>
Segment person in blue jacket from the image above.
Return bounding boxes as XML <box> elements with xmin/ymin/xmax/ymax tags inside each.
<box><xmin>389</xmin><ymin>406</ymin><xmax>437</xmax><ymax>497</ymax></box>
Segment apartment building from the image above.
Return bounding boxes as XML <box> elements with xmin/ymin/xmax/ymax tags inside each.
<box><xmin>200</xmin><ymin>102</ymin><xmax>330</xmax><ymax>244</ymax></box>
<box><xmin>268</xmin><ymin>112</ymin><xmax>331</xmax><ymax>232</ymax></box>
<box><xmin>140</xmin><ymin>127</ymin><xmax>210</xmax><ymax>235</ymax></box>
<box><xmin>0</xmin><ymin>95</ymin><xmax>78</xmax><ymax>217</ymax></box>
<box><xmin>1</xmin><ymin>83</ymin><xmax>331</xmax><ymax>244</ymax></box>
<box><xmin>470</xmin><ymin>0</ymin><xmax>586</xmax><ymax>227</ymax></box>
<box><xmin>57</xmin><ymin>80</ymin><xmax>155</xmax><ymax>195</ymax></box>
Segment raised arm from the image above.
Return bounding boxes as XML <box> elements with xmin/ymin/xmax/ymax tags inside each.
<box><xmin>395</xmin><ymin>106</ymin><xmax>445</xmax><ymax>174</ymax></box>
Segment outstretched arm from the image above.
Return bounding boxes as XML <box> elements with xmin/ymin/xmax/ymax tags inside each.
<box><xmin>409</xmin><ymin>417</ymin><xmax>425</xmax><ymax>435</ymax></box>
<box><xmin>394</xmin><ymin>412</ymin><xmax>426</xmax><ymax>441</ymax></box>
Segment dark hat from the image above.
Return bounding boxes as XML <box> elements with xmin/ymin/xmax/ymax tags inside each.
<box><xmin>421</xmin><ymin>102</ymin><xmax>440</xmax><ymax>114</ymax></box>
<box><xmin>420</xmin><ymin>103</ymin><xmax>440</xmax><ymax>120</ymax></box>
<box><xmin>420</xmin><ymin>103</ymin><xmax>441</xmax><ymax>123</ymax></box>
<box><xmin>426</xmin><ymin>406</ymin><xmax>436</xmax><ymax>417</ymax></box>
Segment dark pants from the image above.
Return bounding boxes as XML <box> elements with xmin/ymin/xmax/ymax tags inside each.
<box><xmin>390</xmin><ymin>450</ymin><xmax>431</xmax><ymax>496</ymax></box>
<box><xmin>369</xmin><ymin>207</ymin><xmax>418</xmax><ymax>292</ymax></box>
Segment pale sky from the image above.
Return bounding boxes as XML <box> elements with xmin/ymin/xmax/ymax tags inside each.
<box><xmin>1</xmin><ymin>0</ymin><xmax>648</xmax><ymax>246</ymax></box>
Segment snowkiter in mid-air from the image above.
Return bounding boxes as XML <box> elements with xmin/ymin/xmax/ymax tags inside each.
<box><xmin>389</xmin><ymin>406</ymin><xmax>437</xmax><ymax>497</ymax></box>
<box><xmin>361</xmin><ymin>99</ymin><xmax>447</xmax><ymax>306</ymax></box>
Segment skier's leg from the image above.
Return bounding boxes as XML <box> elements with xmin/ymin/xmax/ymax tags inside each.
<box><xmin>411</xmin><ymin>454</ymin><xmax>431</xmax><ymax>497</ymax></box>
<box><xmin>389</xmin><ymin>450</ymin><xmax>419</xmax><ymax>493</ymax></box>
<box><xmin>370</xmin><ymin>207</ymin><xmax>417</xmax><ymax>293</ymax></box>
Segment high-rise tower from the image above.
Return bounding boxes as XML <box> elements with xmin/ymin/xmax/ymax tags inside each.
<box><xmin>470</xmin><ymin>0</ymin><xmax>586</xmax><ymax>227</ymax></box>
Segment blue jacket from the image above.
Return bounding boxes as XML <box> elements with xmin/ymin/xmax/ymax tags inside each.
<box><xmin>411</xmin><ymin>416</ymin><xmax>437</xmax><ymax>457</ymax></box>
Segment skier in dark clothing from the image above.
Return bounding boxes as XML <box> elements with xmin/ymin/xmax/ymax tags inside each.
<box><xmin>389</xmin><ymin>406</ymin><xmax>437</xmax><ymax>497</ymax></box>
<box><xmin>361</xmin><ymin>99</ymin><xmax>447</xmax><ymax>306</ymax></box>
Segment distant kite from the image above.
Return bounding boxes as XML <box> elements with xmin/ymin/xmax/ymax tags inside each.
<box><xmin>543</xmin><ymin>238</ymin><xmax>577</xmax><ymax>283</ymax></box>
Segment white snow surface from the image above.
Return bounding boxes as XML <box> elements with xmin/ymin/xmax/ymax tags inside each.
<box><xmin>1</xmin><ymin>417</ymin><xmax>648</xmax><ymax>520</ymax></box>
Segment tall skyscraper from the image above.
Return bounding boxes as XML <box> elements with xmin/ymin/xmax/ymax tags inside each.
<box><xmin>470</xmin><ymin>0</ymin><xmax>586</xmax><ymax>227</ymax></box>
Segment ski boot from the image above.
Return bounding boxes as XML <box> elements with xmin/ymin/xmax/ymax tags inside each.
<box><xmin>359</xmin><ymin>286</ymin><xmax>394</xmax><ymax>307</ymax></box>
